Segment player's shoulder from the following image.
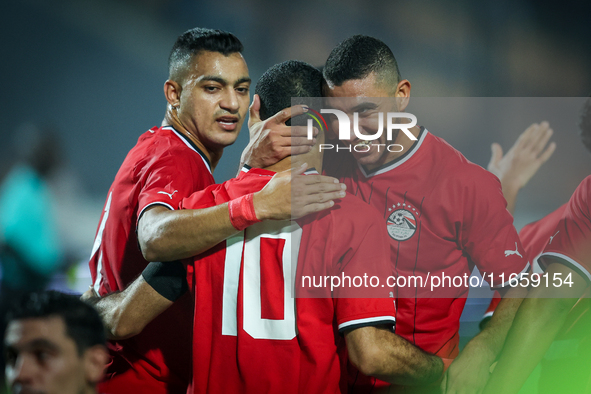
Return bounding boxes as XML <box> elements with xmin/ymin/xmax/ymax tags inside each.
<box><xmin>125</xmin><ymin>126</ymin><xmax>176</xmax><ymax>160</ymax></box>
<box><xmin>130</xmin><ymin>126</ymin><xmax>209</xmax><ymax>169</ymax></box>
<box><xmin>426</xmin><ymin>133</ymin><xmax>484</xmax><ymax>173</ymax></box>
<box><xmin>137</xmin><ymin>126</ymin><xmax>193</xmax><ymax>155</ymax></box>
<box><xmin>298</xmin><ymin>192</ymin><xmax>386</xmax><ymax>253</ymax></box>
<box><xmin>424</xmin><ymin>132</ymin><xmax>463</xmax><ymax>161</ymax></box>
<box><xmin>573</xmin><ymin>175</ymin><xmax>591</xmax><ymax>200</ymax></box>
<box><xmin>564</xmin><ymin>175</ymin><xmax>591</xmax><ymax>218</ymax></box>
<box><xmin>520</xmin><ymin>204</ymin><xmax>568</xmax><ymax>237</ymax></box>
<box><xmin>427</xmin><ymin>132</ymin><xmax>499</xmax><ymax>187</ymax></box>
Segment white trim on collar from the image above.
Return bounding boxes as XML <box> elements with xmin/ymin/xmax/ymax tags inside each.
<box><xmin>359</xmin><ymin>129</ymin><xmax>429</xmax><ymax>178</ymax></box>
<box><xmin>162</xmin><ymin>126</ymin><xmax>212</xmax><ymax>174</ymax></box>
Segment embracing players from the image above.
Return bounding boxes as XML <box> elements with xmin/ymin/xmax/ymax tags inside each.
<box><xmin>88</xmin><ymin>28</ymin><xmax>344</xmax><ymax>393</ymax></box>
<box><xmin>315</xmin><ymin>35</ymin><xmax>531</xmax><ymax>393</ymax></box>
<box><xmin>84</xmin><ymin>60</ymin><xmax>448</xmax><ymax>393</ymax></box>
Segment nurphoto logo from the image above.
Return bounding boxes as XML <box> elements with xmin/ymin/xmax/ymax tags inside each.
<box><xmin>304</xmin><ymin>107</ymin><xmax>417</xmax><ymax>153</ymax></box>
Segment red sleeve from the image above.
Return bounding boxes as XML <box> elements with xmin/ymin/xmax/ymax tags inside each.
<box><xmin>136</xmin><ymin>150</ymin><xmax>211</xmax><ymax>220</ymax></box>
<box><xmin>179</xmin><ymin>170</ymin><xmax>273</xmax><ymax>210</ymax></box>
<box><xmin>335</xmin><ymin>298</ymin><xmax>397</xmax><ymax>333</ymax></box>
<box><xmin>519</xmin><ymin>204</ymin><xmax>568</xmax><ymax>265</ymax></box>
<box><xmin>460</xmin><ymin>169</ymin><xmax>530</xmax><ymax>289</ymax></box>
<box><xmin>180</xmin><ymin>183</ymin><xmax>225</xmax><ymax>210</ymax></box>
<box><xmin>541</xmin><ymin>176</ymin><xmax>591</xmax><ymax>284</ymax></box>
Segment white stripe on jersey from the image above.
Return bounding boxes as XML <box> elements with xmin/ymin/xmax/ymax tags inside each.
<box><xmin>358</xmin><ymin>129</ymin><xmax>429</xmax><ymax>178</ymax></box>
<box><xmin>162</xmin><ymin>126</ymin><xmax>212</xmax><ymax>174</ymax></box>
<box><xmin>540</xmin><ymin>252</ymin><xmax>591</xmax><ymax>283</ymax></box>
<box><xmin>90</xmin><ymin>192</ymin><xmax>112</xmax><ymax>293</ymax></box>
<box><xmin>138</xmin><ymin>201</ymin><xmax>175</xmax><ymax>222</ymax></box>
<box><xmin>338</xmin><ymin>315</ymin><xmax>396</xmax><ymax>332</ymax></box>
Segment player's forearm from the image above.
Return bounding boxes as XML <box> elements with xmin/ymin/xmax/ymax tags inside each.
<box><xmin>374</xmin><ymin>338</ymin><xmax>443</xmax><ymax>386</ymax></box>
<box><xmin>465</xmin><ymin>286</ymin><xmax>526</xmax><ymax>365</ymax></box>
<box><xmin>139</xmin><ymin>204</ymin><xmax>239</xmax><ymax>262</ymax></box>
<box><xmin>346</xmin><ymin>326</ymin><xmax>443</xmax><ymax>386</ymax></box>
<box><xmin>482</xmin><ymin>296</ymin><xmax>574</xmax><ymax>394</ymax></box>
<box><xmin>138</xmin><ymin>186</ymin><xmax>297</xmax><ymax>262</ymax></box>
<box><xmin>83</xmin><ymin>290</ymin><xmax>131</xmax><ymax>340</ymax></box>
<box><xmin>500</xmin><ymin>181</ymin><xmax>520</xmax><ymax>215</ymax></box>
<box><xmin>84</xmin><ymin>276</ymin><xmax>174</xmax><ymax>340</ymax></box>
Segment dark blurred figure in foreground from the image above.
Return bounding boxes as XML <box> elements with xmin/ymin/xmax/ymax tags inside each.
<box><xmin>3</xmin><ymin>291</ymin><xmax>108</xmax><ymax>394</ymax></box>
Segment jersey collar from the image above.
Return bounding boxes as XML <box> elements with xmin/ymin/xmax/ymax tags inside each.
<box><xmin>358</xmin><ymin>127</ymin><xmax>428</xmax><ymax>178</ymax></box>
<box><xmin>162</xmin><ymin>126</ymin><xmax>212</xmax><ymax>174</ymax></box>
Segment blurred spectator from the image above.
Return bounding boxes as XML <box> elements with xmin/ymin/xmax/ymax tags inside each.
<box><xmin>0</xmin><ymin>124</ymin><xmax>64</xmax><ymax>390</ymax></box>
<box><xmin>3</xmin><ymin>290</ymin><xmax>108</xmax><ymax>394</ymax></box>
<box><xmin>0</xmin><ymin>123</ymin><xmax>64</xmax><ymax>291</ymax></box>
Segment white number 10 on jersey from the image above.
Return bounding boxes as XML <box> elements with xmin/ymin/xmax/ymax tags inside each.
<box><xmin>221</xmin><ymin>221</ymin><xmax>302</xmax><ymax>340</ymax></box>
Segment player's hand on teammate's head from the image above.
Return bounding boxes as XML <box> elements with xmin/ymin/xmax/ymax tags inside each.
<box><xmin>252</xmin><ymin>163</ymin><xmax>346</xmax><ymax>221</ymax></box>
<box><xmin>487</xmin><ymin>121</ymin><xmax>556</xmax><ymax>192</ymax></box>
<box><xmin>241</xmin><ymin>95</ymin><xmax>318</xmax><ymax>169</ymax></box>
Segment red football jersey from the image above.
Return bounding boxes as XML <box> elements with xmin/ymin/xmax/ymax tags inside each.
<box><xmin>519</xmin><ymin>204</ymin><xmax>568</xmax><ymax>270</ymax></box>
<box><xmin>180</xmin><ymin>168</ymin><xmax>397</xmax><ymax>394</ymax></box>
<box><xmin>326</xmin><ymin>128</ymin><xmax>529</xmax><ymax>360</ymax></box>
<box><xmin>541</xmin><ymin>175</ymin><xmax>591</xmax><ymax>284</ymax></box>
<box><xmin>89</xmin><ymin>125</ymin><xmax>214</xmax><ymax>393</ymax></box>
<box><xmin>482</xmin><ymin>204</ymin><xmax>568</xmax><ymax>321</ymax></box>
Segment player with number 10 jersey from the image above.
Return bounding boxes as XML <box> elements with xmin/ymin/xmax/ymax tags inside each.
<box><xmin>180</xmin><ymin>166</ymin><xmax>397</xmax><ymax>394</ymax></box>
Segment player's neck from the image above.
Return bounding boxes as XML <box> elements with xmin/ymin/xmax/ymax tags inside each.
<box><xmin>161</xmin><ymin>115</ymin><xmax>222</xmax><ymax>171</ymax></box>
<box><xmin>264</xmin><ymin>143</ymin><xmax>324</xmax><ymax>174</ymax></box>
<box><xmin>364</xmin><ymin>125</ymin><xmax>421</xmax><ymax>171</ymax></box>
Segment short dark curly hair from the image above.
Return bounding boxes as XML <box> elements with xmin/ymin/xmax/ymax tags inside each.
<box><xmin>255</xmin><ymin>60</ymin><xmax>323</xmax><ymax>121</ymax></box>
<box><xmin>168</xmin><ymin>27</ymin><xmax>243</xmax><ymax>83</ymax></box>
<box><xmin>5</xmin><ymin>291</ymin><xmax>106</xmax><ymax>355</ymax></box>
<box><xmin>323</xmin><ymin>35</ymin><xmax>401</xmax><ymax>92</ymax></box>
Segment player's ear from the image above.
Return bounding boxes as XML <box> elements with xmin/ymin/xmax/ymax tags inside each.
<box><xmin>394</xmin><ymin>79</ymin><xmax>411</xmax><ymax>111</ymax></box>
<box><xmin>83</xmin><ymin>345</ymin><xmax>109</xmax><ymax>385</ymax></box>
<box><xmin>164</xmin><ymin>80</ymin><xmax>182</xmax><ymax>108</ymax></box>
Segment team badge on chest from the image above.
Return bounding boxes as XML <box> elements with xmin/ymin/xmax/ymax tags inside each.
<box><xmin>386</xmin><ymin>202</ymin><xmax>418</xmax><ymax>241</ymax></box>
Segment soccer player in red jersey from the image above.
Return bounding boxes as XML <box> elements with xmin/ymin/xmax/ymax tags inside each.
<box><xmin>319</xmin><ymin>35</ymin><xmax>530</xmax><ymax>393</ymax></box>
<box><xmin>88</xmin><ymin>28</ymin><xmax>344</xmax><ymax>394</ymax></box>
<box><xmin>483</xmin><ymin>175</ymin><xmax>591</xmax><ymax>394</ymax></box>
<box><xmin>481</xmin><ymin>111</ymin><xmax>591</xmax><ymax>328</ymax></box>
<box><xmin>84</xmin><ymin>60</ymin><xmax>446</xmax><ymax>393</ymax></box>
<box><xmin>482</xmin><ymin>97</ymin><xmax>591</xmax><ymax>394</ymax></box>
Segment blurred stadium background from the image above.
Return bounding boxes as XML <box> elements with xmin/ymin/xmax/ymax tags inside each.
<box><xmin>1</xmin><ymin>0</ymin><xmax>590</xmax><ymax>355</ymax></box>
